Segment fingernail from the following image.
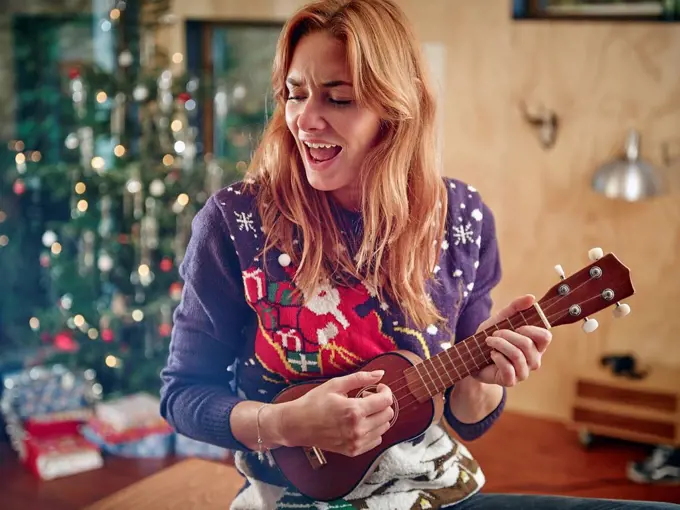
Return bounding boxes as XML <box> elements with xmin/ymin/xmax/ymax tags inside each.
<box><xmin>372</xmin><ymin>370</ymin><xmax>385</xmax><ymax>377</ymax></box>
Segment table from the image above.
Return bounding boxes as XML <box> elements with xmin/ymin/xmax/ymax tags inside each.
<box><xmin>85</xmin><ymin>458</ymin><xmax>245</xmax><ymax>510</ymax></box>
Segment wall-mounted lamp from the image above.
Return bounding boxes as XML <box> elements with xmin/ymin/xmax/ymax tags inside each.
<box><xmin>591</xmin><ymin>129</ymin><xmax>664</xmax><ymax>202</ymax></box>
<box><xmin>520</xmin><ymin>101</ymin><xmax>559</xmax><ymax>150</ymax></box>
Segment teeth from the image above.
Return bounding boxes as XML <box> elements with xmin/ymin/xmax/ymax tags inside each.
<box><xmin>304</xmin><ymin>142</ymin><xmax>338</xmax><ymax>149</ymax></box>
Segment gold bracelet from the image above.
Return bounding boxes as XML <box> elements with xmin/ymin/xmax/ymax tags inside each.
<box><xmin>256</xmin><ymin>403</ymin><xmax>269</xmax><ymax>461</ymax></box>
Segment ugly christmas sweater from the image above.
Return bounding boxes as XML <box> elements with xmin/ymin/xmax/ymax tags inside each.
<box><xmin>160</xmin><ymin>177</ymin><xmax>506</xmax><ymax>510</ymax></box>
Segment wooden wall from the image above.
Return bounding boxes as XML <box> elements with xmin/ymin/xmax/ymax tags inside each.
<box><xmin>163</xmin><ymin>0</ymin><xmax>680</xmax><ymax>421</ymax></box>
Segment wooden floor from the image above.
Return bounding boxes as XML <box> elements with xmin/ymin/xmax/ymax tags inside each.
<box><xmin>2</xmin><ymin>411</ymin><xmax>678</xmax><ymax>509</ymax></box>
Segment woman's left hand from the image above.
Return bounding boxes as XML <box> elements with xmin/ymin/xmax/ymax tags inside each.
<box><xmin>473</xmin><ymin>294</ymin><xmax>552</xmax><ymax>387</ymax></box>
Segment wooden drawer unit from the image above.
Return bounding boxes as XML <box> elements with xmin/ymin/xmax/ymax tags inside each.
<box><xmin>570</xmin><ymin>363</ymin><xmax>680</xmax><ymax>447</ymax></box>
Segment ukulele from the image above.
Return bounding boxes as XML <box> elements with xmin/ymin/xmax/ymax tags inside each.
<box><xmin>269</xmin><ymin>248</ymin><xmax>635</xmax><ymax>501</ymax></box>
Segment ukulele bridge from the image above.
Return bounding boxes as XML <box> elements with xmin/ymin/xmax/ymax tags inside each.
<box><xmin>304</xmin><ymin>446</ymin><xmax>327</xmax><ymax>469</ymax></box>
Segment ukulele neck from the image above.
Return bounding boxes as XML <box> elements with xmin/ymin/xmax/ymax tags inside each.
<box><xmin>405</xmin><ymin>303</ymin><xmax>550</xmax><ymax>401</ymax></box>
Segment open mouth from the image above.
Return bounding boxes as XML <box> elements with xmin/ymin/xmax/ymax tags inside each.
<box><xmin>303</xmin><ymin>141</ymin><xmax>343</xmax><ymax>165</ymax></box>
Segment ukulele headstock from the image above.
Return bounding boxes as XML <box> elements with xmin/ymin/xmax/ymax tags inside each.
<box><xmin>538</xmin><ymin>248</ymin><xmax>635</xmax><ymax>333</ymax></box>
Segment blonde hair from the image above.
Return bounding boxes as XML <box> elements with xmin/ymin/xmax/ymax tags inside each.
<box><xmin>246</xmin><ymin>0</ymin><xmax>447</xmax><ymax>329</ymax></box>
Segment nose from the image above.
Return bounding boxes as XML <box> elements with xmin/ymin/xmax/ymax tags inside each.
<box><xmin>297</xmin><ymin>98</ymin><xmax>326</xmax><ymax>132</ymax></box>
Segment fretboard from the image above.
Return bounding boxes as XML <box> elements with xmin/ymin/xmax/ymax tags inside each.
<box><xmin>408</xmin><ymin>305</ymin><xmax>543</xmax><ymax>399</ymax></box>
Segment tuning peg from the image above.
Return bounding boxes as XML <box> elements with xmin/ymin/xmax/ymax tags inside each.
<box><xmin>554</xmin><ymin>264</ymin><xmax>565</xmax><ymax>280</ymax></box>
<box><xmin>582</xmin><ymin>317</ymin><xmax>599</xmax><ymax>333</ymax></box>
<box><xmin>613</xmin><ymin>302</ymin><xmax>631</xmax><ymax>318</ymax></box>
<box><xmin>588</xmin><ymin>247</ymin><xmax>604</xmax><ymax>261</ymax></box>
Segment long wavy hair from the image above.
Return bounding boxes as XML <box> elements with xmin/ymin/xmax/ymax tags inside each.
<box><xmin>245</xmin><ymin>0</ymin><xmax>448</xmax><ymax>329</ymax></box>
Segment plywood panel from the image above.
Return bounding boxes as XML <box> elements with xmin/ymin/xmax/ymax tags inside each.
<box><xmin>164</xmin><ymin>0</ymin><xmax>680</xmax><ymax>421</ymax></box>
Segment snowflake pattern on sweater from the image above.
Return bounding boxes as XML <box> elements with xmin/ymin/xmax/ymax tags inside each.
<box><xmin>160</xmin><ymin>176</ymin><xmax>504</xmax><ymax>510</ymax></box>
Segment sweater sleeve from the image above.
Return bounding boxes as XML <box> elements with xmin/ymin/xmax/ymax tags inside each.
<box><xmin>159</xmin><ymin>194</ymin><xmax>252</xmax><ymax>452</ymax></box>
<box><xmin>443</xmin><ymin>200</ymin><xmax>506</xmax><ymax>441</ymax></box>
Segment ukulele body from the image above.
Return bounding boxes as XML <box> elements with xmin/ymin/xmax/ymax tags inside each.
<box><xmin>270</xmin><ymin>349</ymin><xmax>444</xmax><ymax>502</ymax></box>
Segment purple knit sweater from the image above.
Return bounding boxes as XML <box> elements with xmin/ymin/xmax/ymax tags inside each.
<box><xmin>160</xmin><ymin>177</ymin><xmax>505</xmax><ymax>486</ymax></box>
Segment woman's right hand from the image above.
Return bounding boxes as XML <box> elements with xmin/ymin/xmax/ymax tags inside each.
<box><xmin>271</xmin><ymin>370</ymin><xmax>394</xmax><ymax>457</ymax></box>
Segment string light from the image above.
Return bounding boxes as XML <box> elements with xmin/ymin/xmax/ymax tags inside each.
<box><xmin>29</xmin><ymin>317</ymin><xmax>40</xmax><ymax>330</ymax></box>
<box><xmin>114</xmin><ymin>145</ymin><xmax>126</xmax><ymax>157</ymax></box>
<box><xmin>163</xmin><ymin>154</ymin><xmax>174</xmax><ymax>166</ymax></box>
<box><xmin>77</xmin><ymin>199</ymin><xmax>89</xmax><ymax>212</ymax></box>
<box><xmin>132</xmin><ymin>309</ymin><xmax>144</xmax><ymax>322</ymax></box>
<box><xmin>171</xmin><ymin>120</ymin><xmax>183</xmax><ymax>132</ymax></box>
<box><xmin>91</xmin><ymin>157</ymin><xmax>105</xmax><ymax>171</ymax></box>
<box><xmin>0</xmin><ymin>235</ymin><xmax>7</xmax><ymax>247</ymax></box>
<box><xmin>30</xmin><ymin>151</ymin><xmax>42</xmax><ymax>162</ymax></box>
<box><xmin>96</xmin><ymin>91</ymin><xmax>108</xmax><ymax>103</ymax></box>
<box><xmin>75</xmin><ymin>182</ymin><xmax>86</xmax><ymax>194</ymax></box>
<box><xmin>138</xmin><ymin>264</ymin><xmax>150</xmax><ymax>277</ymax></box>
<box><xmin>88</xmin><ymin>328</ymin><xmax>99</xmax><ymax>339</ymax></box>
<box><xmin>0</xmin><ymin>211</ymin><xmax>6</xmax><ymax>223</ymax></box>
<box><xmin>172</xmin><ymin>52</ymin><xmax>184</xmax><ymax>64</ymax></box>
<box><xmin>51</xmin><ymin>242</ymin><xmax>62</xmax><ymax>255</ymax></box>
<box><xmin>177</xmin><ymin>193</ymin><xmax>189</xmax><ymax>206</ymax></box>
<box><xmin>74</xmin><ymin>315</ymin><xmax>85</xmax><ymax>328</ymax></box>
<box><xmin>15</xmin><ymin>153</ymin><xmax>26</xmax><ymax>165</ymax></box>
<box><xmin>105</xmin><ymin>355</ymin><xmax>119</xmax><ymax>368</ymax></box>
<box><xmin>110</xmin><ymin>8</ymin><xmax>121</xmax><ymax>20</ymax></box>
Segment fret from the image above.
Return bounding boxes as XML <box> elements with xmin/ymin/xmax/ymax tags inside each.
<box><xmin>444</xmin><ymin>348</ymin><xmax>463</xmax><ymax>381</ymax></box>
<box><xmin>517</xmin><ymin>310</ymin><xmax>529</xmax><ymax>326</ymax></box>
<box><xmin>471</xmin><ymin>332</ymin><xmax>492</xmax><ymax>365</ymax></box>
<box><xmin>430</xmin><ymin>354</ymin><xmax>448</xmax><ymax>393</ymax></box>
<box><xmin>506</xmin><ymin>316</ymin><xmax>514</xmax><ymax>329</ymax></box>
<box><xmin>438</xmin><ymin>353</ymin><xmax>454</xmax><ymax>389</ymax></box>
<box><xmin>424</xmin><ymin>359</ymin><xmax>439</xmax><ymax>396</ymax></box>
<box><xmin>454</xmin><ymin>342</ymin><xmax>474</xmax><ymax>378</ymax></box>
<box><xmin>417</xmin><ymin>361</ymin><xmax>437</xmax><ymax>397</ymax></box>
<box><xmin>462</xmin><ymin>340</ymin><xmax>480</xmax><ymax>370</ymax></box>
<box><xmin>414</xmin><ymin>362</ymin><xmax>432</xmax><ymax>397</ymax></box>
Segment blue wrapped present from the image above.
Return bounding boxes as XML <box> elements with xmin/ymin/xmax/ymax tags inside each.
<box><xmin>81</xmin><ymin>424</ymin><xmax>173</xmax><ymax>458</ymax></box>
<box><xmin>174</xmin><ymin>433</ymin><xmax>230</xmax><ymax>460</ymax></box>
<box><xmin>1</xmin><ymin>365</ymin><xmax>100</xmax><ymax>419</ymax></box>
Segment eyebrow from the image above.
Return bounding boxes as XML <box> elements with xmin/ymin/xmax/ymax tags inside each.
<box><xmin>285</xmin><ymin>78</ymin><xmax>352</xmax><ymax>88</ymax></box>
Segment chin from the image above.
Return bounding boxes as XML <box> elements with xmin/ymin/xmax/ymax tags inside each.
<box><xmin>304</xmin><ymin>169</ymin><xmax>343</xmax><ymax>192</ymax></box>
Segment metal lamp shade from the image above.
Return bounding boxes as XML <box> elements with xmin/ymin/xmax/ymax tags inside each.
<box><xmin>591</xmin><ymin>130</ymin><xmax>664</xmax><ymax>202</ymax></box>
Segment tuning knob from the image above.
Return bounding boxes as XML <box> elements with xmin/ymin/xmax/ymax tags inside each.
<box><xmin>613</xmin><ymin>302</ymin><xmax>631</xmax><ymax>318</ymax></box>
<box><xmin>582</xmin><ymin>317</ymin><xmax>599</xmax><ymax>333</ymax></box>
<box><xmin>588</xmin><ymin>247</ymin><xmax>604</xmax><ymax>261</ymax></box>
<box><xmin>554</xmin><ymin>264</ymin><xmax>566</xmax><ymax>280</ymax></box>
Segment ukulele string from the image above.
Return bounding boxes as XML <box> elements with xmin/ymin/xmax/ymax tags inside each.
<box><xmin>381</xmin><ymin>288</ymin><xmax>600</xmax><ymax>402</ymax></box>
<box><xmin>394</xmin><ymin>291</ymin><xmax>611</xmax><ymax>415</ymax></box>
<box><xmin>381</xmin><ymin>278</ymin><xmax>601</xmax><ymax>398</ymax></box>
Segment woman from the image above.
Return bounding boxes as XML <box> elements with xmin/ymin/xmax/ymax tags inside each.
<box><xmin>160</xmin><ymin>1</ymin><xmax>676</xmax><ymax>509</ymax></box>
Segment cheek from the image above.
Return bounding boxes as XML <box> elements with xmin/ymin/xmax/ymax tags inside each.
<box><xmin>351</xmin><ymin>116</ymin><xmax>381</xmax><ymax>153</ymax></box>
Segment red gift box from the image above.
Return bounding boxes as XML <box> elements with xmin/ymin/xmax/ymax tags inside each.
<box><xmin>24</xmin><ymin>408</ymin><xmax>93</xmax><ymax>439</ymax></box>
<box><xmin>86</xmin><ymin>417</ymin><xmax>173</xmax><ymax>444</ymax></box>
<box><xmin>24</xmin><ymin>433</ymin><xmax>103</xmax><ymax>480</ymax></box>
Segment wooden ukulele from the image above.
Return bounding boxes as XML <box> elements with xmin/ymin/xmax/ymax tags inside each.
<box><xmin>270</xmin><ymin>248</ymin><xmax>635</xmax><ymax>501</ymax></box>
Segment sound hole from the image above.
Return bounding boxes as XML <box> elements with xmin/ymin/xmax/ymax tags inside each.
<box><xmin>356</xmin><ymin>385</ymin><xmax>400</xmax><ymax>426</ymax></box>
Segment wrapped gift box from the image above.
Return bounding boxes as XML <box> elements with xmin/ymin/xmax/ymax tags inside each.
<box><xmin>24</xmin><ymin>433</ymin><xmax>103</xmax><ymax>481</ymax></box>
<box><xmin>175</xmin><ymin>433</ymin><xmax>230</xmax><ymax>461</ymax></box>
<box><xmin>1</xmin><ymin>365</ymin><xmax>99</xmax><ymax>419</ymax></box>
<box><xmin>25</xmin><ymin>408</ymin><xmax>94</xmax><ymax>438</ymax></box>
<box><xmin>81</xmin><ymin>417</ymin><xmax>173</xmax><ymax>458</ymax></box>
<box><xmin>95</xmin><ymin>392</ymin><xmax>162</xmax><ymax>432</ymax></box>
<box><xmin>1</xmin><ymin>365</ymin><xmax>100</xmax><ymax>461</ymax></box>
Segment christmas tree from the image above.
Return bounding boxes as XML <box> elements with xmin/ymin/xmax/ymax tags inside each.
<box><xmin>1</xmin><ymin>1</ymin><xmax>257</xmax><ymax>397</ymax></box>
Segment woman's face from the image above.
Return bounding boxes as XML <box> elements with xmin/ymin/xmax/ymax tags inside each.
<box><xmin>285</xmin><ymin>31</ymin><xmax>382</xmax><ymax>210</ymax></box>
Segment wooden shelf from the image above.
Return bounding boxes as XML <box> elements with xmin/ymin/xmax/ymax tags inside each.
<box><xmin>569</xmin><ymin>363</ymin><xmax>680</xmax><ymax>447</ymax></box>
